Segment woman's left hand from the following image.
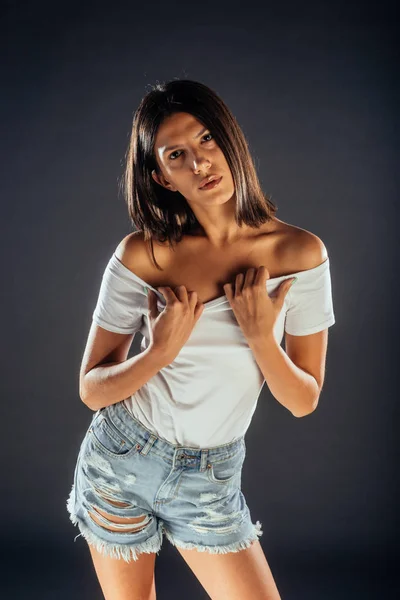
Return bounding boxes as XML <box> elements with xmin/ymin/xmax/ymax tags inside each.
<box><xmin>223</xmin><ymin>266</ymin><xmax>296</xmax><ymax>341</ymax></box>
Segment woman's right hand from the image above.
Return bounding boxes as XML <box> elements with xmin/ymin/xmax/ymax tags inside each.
<box><xmin>147</xmin><ymin>286</ymin><xmax>205</xmax><ymax>365</ymax></box>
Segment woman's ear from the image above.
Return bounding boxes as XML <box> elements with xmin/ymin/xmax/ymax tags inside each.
<box><xmin>151</xmin><ymin>169</ymin><xmax>177</xmax><ymax>191</ymax></box>
<box><xmin>151</xmin><ymin>169</ymin><xmax>162</xmax><ymax>186</ymax></box>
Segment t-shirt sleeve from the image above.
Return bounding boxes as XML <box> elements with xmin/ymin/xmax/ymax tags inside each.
<box><xmin>92</xmin><ymin>255</ymin><xmax>144</xmax><ymax>334</ymax></box>
<box><xmin>284</xmin><ymin>257</ymin><xmax>335</xmax><ymax>336</ymax></box>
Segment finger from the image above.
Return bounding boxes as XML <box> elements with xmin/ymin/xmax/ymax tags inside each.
<box><xmin>147</xmin><ymin>289</ymin><xmax>159</xmax><ymax>318</ymax></box>
<box><xmin>187</xmin><ymin>290</ymin><xmax>199</xmax><ymax>309</ymax></box>
<box><xmin>242</xmin><ymin>268</ymin><xmax>256</xmax><ymax>290</ymax></box>
<box><xmin>254</xmin><ymin>265</ymin><xmax>270</xmax><ymax>286</ymax></box>
<box><xmin>194</xmin><ymin>299</ymin><xmax>205</xmax><ymax>321</ymax></box>
<box><xmin>275</xmin><ymin>278</ymin><xmax>297</xmax><ymax>307</ymax></box>
<box><xmin>235</xmin><ymin>272</ymin><xmax>245</xmax><ymax>295</ymax></box>
<box><xmin>223</xmin><ymin>282</ymin><xmax>233</xmax><ymax>300</ymax></box>
<box><xmin>174</xmin><ymin>285</ymin><xmax>189</xmax><ymax>303</ymax></box>
<box><xmin>157</xmin><ymin>286</ymin><xmax>176</xmax><ymax>303</ymax></box>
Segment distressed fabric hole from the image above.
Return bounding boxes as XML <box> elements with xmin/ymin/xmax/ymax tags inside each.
<box><xmin>98</xmin><ymin>495</ymin><xmax>131</xmax><ymax>508</ymax></box>
<box><xmin>91</xmin><ymin>481</ymin><xmax>135</xmax><ymax>508</ymax></box>
<box><xmin>88</xmin><ymin>506</ymin><xmax>151</xmax><ymax>534</ymax></box>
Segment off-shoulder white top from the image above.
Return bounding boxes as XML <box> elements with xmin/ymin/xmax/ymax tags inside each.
<box><xmin>91</xmin><ymin>252</ymin><xmax>335</xmax><ymax>447</ymax></box>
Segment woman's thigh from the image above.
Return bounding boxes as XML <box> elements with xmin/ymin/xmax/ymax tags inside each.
<box><xmin>88</xmin><ymin>542</ymin><xmax>157</xmax><ymax>600</ymax></box>
<box><xmin>176</xmin><ymin>539</ymin><xmax>281</xmax><ymax>600</ymax></box>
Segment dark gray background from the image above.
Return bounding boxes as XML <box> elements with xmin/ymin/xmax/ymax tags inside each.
<box><xmin>1</xmin><ymin>0</ymin><xmax>398</xmax><ymax>598</ymax></box>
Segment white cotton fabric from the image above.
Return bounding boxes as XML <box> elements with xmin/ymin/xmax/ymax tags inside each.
<box><xmin>92</xmin><ymin>252</ymin><xmax>335</xmax><ymax>447</ymax></box>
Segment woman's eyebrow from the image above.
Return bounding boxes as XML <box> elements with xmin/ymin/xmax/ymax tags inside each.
<box><xmin>162</xmin><ymin>126</ymin><xmax>208</xmax><ymax>153</ymax></box>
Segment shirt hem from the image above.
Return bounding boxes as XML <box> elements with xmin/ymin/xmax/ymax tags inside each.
<box><xmin>284</xmin><ymin>316</ymin><xmax>336</xmax><ymax>336</ymax></box>
<box><xmin>92</xmin><ymin>315</ymin><xmax>136</xmax><ymax>334</ymax></box>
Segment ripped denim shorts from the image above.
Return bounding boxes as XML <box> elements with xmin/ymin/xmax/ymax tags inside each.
<box><xmin>66</xmin><ymin>400</ymin><xmax>263</xmax><ymax>563</ymax></box>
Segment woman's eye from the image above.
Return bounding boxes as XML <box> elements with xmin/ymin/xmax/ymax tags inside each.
<box><xmin>169</xmin><ymin>133</ymin><xmax>214</xmax><ymax>160</ymax></box>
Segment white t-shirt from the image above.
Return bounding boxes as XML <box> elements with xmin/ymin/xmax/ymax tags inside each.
<box><xmin>92</xmin><ymin>251</ymin><xmax>335</xmax><ymax>447</ymax></box>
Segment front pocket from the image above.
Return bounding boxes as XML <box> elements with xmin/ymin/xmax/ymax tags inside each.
<box><xmin>206</xmin><ymin>447</ymin><xmax>245</xmax><ymax>485</ymax></box>
<box><xmin>89</xmin><ymin>416</ymin><xmax>140</xmax><ymax>458</ymax></box>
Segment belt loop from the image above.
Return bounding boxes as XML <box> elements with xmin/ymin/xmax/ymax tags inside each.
<box><xmin>200</xmin><ymin>449</ymin><xmax>209</xmax><ymax>472</ymax></box>
<box><xmin>141</xmin><ymin>434</ymin><xmax>157</xmax><ymax>456</ymax></box>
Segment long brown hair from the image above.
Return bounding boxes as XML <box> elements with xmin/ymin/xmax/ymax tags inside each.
<box><xmin>120</xmin><ymin>78</ymin><xmax>278</xmax><ymax>270</ymax></box>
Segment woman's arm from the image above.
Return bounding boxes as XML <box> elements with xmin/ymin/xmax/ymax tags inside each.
<box><xmin>81</xmin><ymin>342</ymin><xmax>169</xmax><ymax>411</ymax></box>
<box><xmin>247</xmin><ymin>332</ymin><xmax>324</xmax><ymax>417</ymax></box>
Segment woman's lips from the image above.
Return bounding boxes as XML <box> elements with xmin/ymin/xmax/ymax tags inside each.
<box><xmin>199</xmin><ymin>176</ymin><xmax>223</xmax><ymax>190</ymax></box>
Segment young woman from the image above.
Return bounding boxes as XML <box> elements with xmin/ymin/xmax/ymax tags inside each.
<box><xmin>67</xmin><ymin>79</ymin><xmax>335</xmax><ymax>600</ymax></box>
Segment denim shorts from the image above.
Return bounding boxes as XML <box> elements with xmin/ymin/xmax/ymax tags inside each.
<box><xmin>66</xmin><ymin>400</ymin><xmax>263</xmax><ymax>563</ymax></box>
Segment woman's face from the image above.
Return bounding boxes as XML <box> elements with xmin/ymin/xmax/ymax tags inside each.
<box><xmin>151</xmin><ymin>112</ymin><xmax>235</xmax><ymax>206</ymax></box>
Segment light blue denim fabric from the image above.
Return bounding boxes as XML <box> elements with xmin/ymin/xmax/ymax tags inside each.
<box><xmin>66</xmin><ymin>400</ymin><xmax>263</xmax><ymax>563</ymax></box>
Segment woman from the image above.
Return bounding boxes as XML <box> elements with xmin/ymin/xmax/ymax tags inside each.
<box><xmin>67</xmin><ymin>79</ymin><xmax>335</xmax><ymax>600</ymax></box>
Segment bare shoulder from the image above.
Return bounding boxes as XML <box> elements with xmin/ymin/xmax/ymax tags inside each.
<box><xmin>114</xmin><ymin>231</ymin><xmax>169</xmax><ymax>278</ymax></box>
<box><xmin>275</xmin><ymin>219</ymin><xmax>328</xmax><ymax>272</ymax></box>
<box><xmin>114</xmin><ymin>231</ymin><xmax>149</xmax><ymax>270</ymax></box>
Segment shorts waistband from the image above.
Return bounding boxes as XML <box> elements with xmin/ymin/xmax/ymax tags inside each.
<box><xmin>92</xmin><ymin>401</ymin><xmax>245</xmax><ymax>467</ymax></box>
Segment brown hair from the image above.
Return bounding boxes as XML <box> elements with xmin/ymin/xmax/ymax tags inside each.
<box><xmin>120</xmin><ymin>78</ymin><xmax>278</xmax><ymax>270</ymax></box>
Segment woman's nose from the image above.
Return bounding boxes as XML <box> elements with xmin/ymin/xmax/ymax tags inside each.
<box><xmin>192</xmin><ymin>155</ymin><xmax>211</xmax><ymax>173</ymax></box>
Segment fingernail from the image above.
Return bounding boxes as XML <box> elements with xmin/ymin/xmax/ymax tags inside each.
<box><xmin>290</xmin><ymin>277</ymin><xmax>298</xmax><ymax>286</ymax></box>
<box><xmin>144</xmin><ymin>287</ymin><xmax>149</xmax><ymax>296</ymax></box>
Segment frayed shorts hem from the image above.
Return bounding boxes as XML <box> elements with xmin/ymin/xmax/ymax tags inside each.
<box><xmin>67</xmin><ymin>495</ymin><xmax>164</xmax><ymax>563</ymax></box>
<box><xmin>67</xmin><ymin>490</ymin><xmax>263</xmax><ymax>562</ymax></box>
<box><xmin>163</xmin><ymin>520</ymin><xmax>263</xmax><ymax>555</ymax></box>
